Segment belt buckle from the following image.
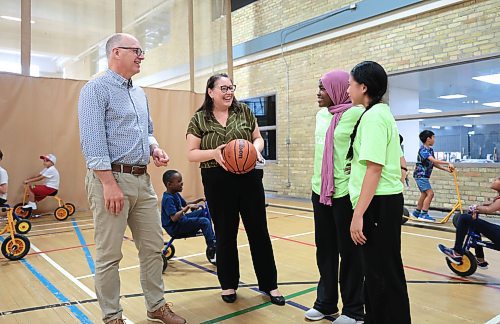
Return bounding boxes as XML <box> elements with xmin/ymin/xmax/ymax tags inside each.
<box><xmin>131</xmin><ymin>165</ymin><xmax>143</xmax><ymax>175</ymax></box>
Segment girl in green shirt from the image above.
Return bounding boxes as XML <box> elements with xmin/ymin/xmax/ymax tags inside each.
<box><xmin>306</xmin><ymin>70</ymin><xmax>364</xmax><ymax>323</ymax></box>
<box><xmin>346</xmin><ymin>61</ymin><xmax>411</xmax><ymax>324</ymax></box>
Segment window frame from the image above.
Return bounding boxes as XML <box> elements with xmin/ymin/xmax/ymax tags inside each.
<box><xmin>240</xmin><ymin>92</ymin><xmax>277</xmax><ymax>162</ymax></box>
<box><xmin>389</xmin><ymin>54</ymin><xmax>500</xmax><ymax>165</ymax></box>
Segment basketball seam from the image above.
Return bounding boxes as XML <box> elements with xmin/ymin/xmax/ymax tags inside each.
<box><xmin>234</xmin><ymin>140</ymin><xmax>243</xmax><ymax>174</ymax></box>
<box><xmin>227</xmin><ymin>147</ymin><xmax>236</xmax><ymax>172</ymax></box>
<box><xmin>223</xmin><ymin>141</ymin><xmax>237</xmax><ymax>173</ymax></box>
<box><xmin>242</xmin><ymin>141</ymin><xmax>251</xmax><ymax>172</ymax></box>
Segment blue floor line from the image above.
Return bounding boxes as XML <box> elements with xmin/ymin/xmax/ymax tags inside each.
<box><xmin>72</xmin><ymin>218</ymin><xmax>95</xmax><ymax>274</ymax></box>
<box><xmin>0</xmin><ymin>237</ymin><xmax>92</xmax><ymax>323</ymax></box>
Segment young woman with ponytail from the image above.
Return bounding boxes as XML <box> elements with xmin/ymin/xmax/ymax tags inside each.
<box><xmin>346</xmin><ymin>61</ymin><xmax>411</xmax><ymax>324</ymax></box>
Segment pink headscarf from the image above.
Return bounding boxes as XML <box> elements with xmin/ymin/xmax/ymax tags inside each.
<box><xmin>319</xmin><ymin>70</ymin><xmax>352</xmax><ymax>206</ymax></box>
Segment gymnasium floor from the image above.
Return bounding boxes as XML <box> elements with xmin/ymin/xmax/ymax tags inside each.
<box><xmin>0</xmin><ymin>198</ymin><xmax>499</xmax><ymax>324</ymax></box>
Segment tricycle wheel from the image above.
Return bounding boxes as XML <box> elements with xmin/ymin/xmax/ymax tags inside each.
<box><xmin>446</xmin><ymin>250</ymin><xmax>477</xmax><ymax>277</ymax></box>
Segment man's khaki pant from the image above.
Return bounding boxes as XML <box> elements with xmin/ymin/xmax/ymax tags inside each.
<box><xmin>85</xmin><ymin>170</ymin><xmax>165</xmax><ymax>322</ymax></box>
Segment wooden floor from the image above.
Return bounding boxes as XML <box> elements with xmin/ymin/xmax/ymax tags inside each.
<box><xmin>1</xmin><ymin>198</ymin><xmax>499</xmax><ymax>324</ymax></box>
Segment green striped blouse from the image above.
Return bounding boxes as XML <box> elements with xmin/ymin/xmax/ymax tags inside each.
<box><xmin>187</xmin><ymin>103</ymin><xmax>257</xmax><ymax>168</ymax></box>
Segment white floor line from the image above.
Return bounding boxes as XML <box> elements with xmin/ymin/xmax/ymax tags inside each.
<box><xmin>76</xmin><ymin>230</ymin><xmax>316</xmax><ymax>280</ymax></box>
<box><xmin>485</xmin><ymin>314</ymin><xmax>500</xmax><ymax>324</ymax></box>
<box><xmin>32</xmin><ymin>218</ymin><xmax>94</xmax><ymax>228</ymax></box>
<box><xmin>30</xmin><ymin>242</ymin><xmax>134</xmax><ymax>324</ymax></box>
<box><xmin>29</xmin><ymin>223</ymin><xmax>94</xmax><ymax>234</ymax></box>
<box><xmin>402</xmin><ymin>231</ymin><xmax>454</xmax><ymax>242</ymax></box>
<box><xmin>268</xmin><ymin>210</ymin><xmax>313</xmax><ymax>219</ymax></box>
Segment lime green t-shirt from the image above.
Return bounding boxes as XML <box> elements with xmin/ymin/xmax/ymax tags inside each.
<box><xmin>311</xmin><ymin>108</ymin><xmax>333</xmax><ymax>195</ymax></box>
<box><xmin>332</xmin><ymin>105</ymin><xmax>364</xmax><ymax>198</ymax></box>
<box><xmin>348</xmin><ymin>103</ymin><xmax>403</xmax><ymax>207</ymax></box>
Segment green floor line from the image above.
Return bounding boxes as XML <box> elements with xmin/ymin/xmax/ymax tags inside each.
<box><xmin>200</xmin><ymin>286</ymin><xmax>317</xmax><ymax>324</ymax></box>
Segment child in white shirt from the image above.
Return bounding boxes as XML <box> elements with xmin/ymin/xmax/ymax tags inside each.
<box><xmin>22</xmin><ymin>154</ymin><xmax>60</xmax><ymax>210</ymax></box>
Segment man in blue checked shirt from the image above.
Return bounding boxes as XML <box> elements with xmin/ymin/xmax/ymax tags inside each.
<box><xmin>78</xmin><ymin>33</ymin><xmax>186</xmax><ymax>324</ymax></box>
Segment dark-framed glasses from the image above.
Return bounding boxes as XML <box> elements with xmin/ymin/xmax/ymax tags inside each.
<box><xmin>218</xmin><ymin>85</ymin><xmax>236</xmax><ymax>93</ymax></box>
<box><xmin>117</xmin><ymin>47</ymin><xmax>145</xmax><ymax>57</ymax></box>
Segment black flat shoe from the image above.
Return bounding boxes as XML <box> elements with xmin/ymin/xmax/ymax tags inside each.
<box><xmin>266</xmin><ymin>292</ymin><xmax>286</xmax><ymax>306</ymax></box>
<box><xmin>221</xmin><ymin>293</ymin><xmax>237</xmax><ymax>303</ymax></box>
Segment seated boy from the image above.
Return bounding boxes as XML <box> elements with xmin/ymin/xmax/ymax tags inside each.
<box><xmin>413</xmin><ymin>130</ymin><xmax>454</xmax><ymax>222</ymax></box>
<box><xmin>22</xmin><ymin>154</ymin><xmax>60</xmax><ymax>210</ymax></box>
<box><xmin>438</xmin><ymin>176</ymin><xmax>500</xmax><ymax>269</ymax></box>
<box><xmin>161</xmin><ymin>170</ymin><xmax>216</xmax><ymax>263</ymax></box>
<box><xmin>0</xmin><ymin>149</ymin><xmax>8</xmax><ymax>206</ymax></box>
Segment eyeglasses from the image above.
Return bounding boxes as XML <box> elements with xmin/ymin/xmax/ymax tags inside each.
<box><xmin>116</xmin><ymin>47</ymin><xmax>145</xmax><ymax>57</ymax></box>
<box><xmin>217</xmin><ymin>85</ymin><xmax>236</xmax><ymax>93</ymax></box>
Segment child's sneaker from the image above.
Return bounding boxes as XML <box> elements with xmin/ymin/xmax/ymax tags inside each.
<box><xmin>418</xmin><ymin>212</ymin><xmax>436</xmax><ymax>222</ymax></box>
<box><xmin>437</xmin><ymin>244</ymin><xmax>462</xmax><ymax>264</ymax></box>
<box><xmin>477</xmin><ymin>259</ymin><xmax>489</xmax><ymax>270</ymax></box>
<box><xmin>412</xmin><ymin>210</ymin><xmax>421</xmax><ymax>218</ymax></box>
<box><xmin>206</xmin><ymin>246</ymin><xmax>216</xmax><ymax>265</ymax></box>
<box><xmin>22</xmin><ymin>201</ymin><xmax>37</xmax><ymax>210</ymax></box>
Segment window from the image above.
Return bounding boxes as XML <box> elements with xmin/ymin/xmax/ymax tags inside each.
<box><xmin>0</xmin><ymin>0</ymin><xmax>21</xmax><ymax>74</ymax></box>
<box><xmin>389</xmin><ymin>57</ymin><xmax>500</xmax><ymax>163</ymax></box>
<box><xmin>240</xmin><ymin>95</ymin><xmax>277</xmax><ymax>160</ymax></box>
<box><xmin>31</xmin><ymin>0</ymin><xmax>114</xmax><ymax>79</ymax></box>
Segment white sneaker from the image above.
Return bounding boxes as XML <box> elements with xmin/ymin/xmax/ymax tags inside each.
<box><xmin>22</xmin><ymin>201</ymin><xmax>37</xmax><ymax>210</ymax></box>
<box><xmin>305</xmin><ymin>308</ymin><xmax>333</xmax><ymax>321</ymax></box>
<box><xmin>332</xmin><ymin>315</ymin><xmax>358</xmax><ymax>324</ymax></box>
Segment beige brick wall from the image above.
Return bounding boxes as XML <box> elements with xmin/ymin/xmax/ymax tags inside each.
<box><xmin>232</xmin><ymin>0</ymin><xmax>500</xmax><ymax>207</ymax></box>
<box><xmin>232</xmin><ymin>0</ymin><xmax>354</xmax><ymax>44</ymax></box>
<box><xmin>404</xmin><ymin>165</ymin><xmax>499</xmax><ymax>210</ymax></box>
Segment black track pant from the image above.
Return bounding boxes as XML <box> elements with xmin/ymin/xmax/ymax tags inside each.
<box><xmin>312</xmin><ymin>192</ymin><xmax>364</xmax><ymax>320</ymax></box>
<box><xmin>361</xmin><ymin>193</ymin><xmax>411</xmax><ymax>324</ymax></box>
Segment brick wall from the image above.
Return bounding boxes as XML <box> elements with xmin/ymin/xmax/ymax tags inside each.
<box><xmin>405</xmin><ymin>165</ymin><xmax>499</xmax><ymax>210</ymax></box>
<box><xmin>232</xmin><ymin>0</ymin><xmax>500</xmax><ymax>207</ymax></box>
<box><xmin>232</xmin><ymin>0</ymin><xmax>354</xmax><ymax>44</ymax></box>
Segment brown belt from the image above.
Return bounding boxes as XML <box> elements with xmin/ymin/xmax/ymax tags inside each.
<box><xmin>111</xmin><ymin>164</ymin><xmax>147</xmax><ymax>176</ymax></box>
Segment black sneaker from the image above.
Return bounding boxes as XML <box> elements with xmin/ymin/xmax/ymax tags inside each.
<box><xmin>477</xmin><ymin>259</ymin><xmax>489</xmax><ymax>270</ymax></box>
<box><xmin>206</xmin><ymin>246</ymin><xmax>216</xmax><ymax>265</ymax></box>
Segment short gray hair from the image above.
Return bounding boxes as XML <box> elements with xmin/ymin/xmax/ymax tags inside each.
<box><xmin>105</xmin><ymin>34</ymin><xmax>125</xmax><ymax>58</ymax></box>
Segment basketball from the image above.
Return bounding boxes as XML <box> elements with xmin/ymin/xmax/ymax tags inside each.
<box><xmin>222</xmin><ymin>139</ymin><xmax>258</xmax><ymax>174</ymax></box>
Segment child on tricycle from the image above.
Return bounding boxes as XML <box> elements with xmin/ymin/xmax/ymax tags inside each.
<box><xmin>438</xmin><ymin>176</ymin><xmax>500</xmax><ymax>275</ymax></box>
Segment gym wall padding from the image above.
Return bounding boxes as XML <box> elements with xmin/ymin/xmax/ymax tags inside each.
<box><xmin>0</xmin><ymin>72</ymin><xmax>204</xmax><ymax>213</ymax></box>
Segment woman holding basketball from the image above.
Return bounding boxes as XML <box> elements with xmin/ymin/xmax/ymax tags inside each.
<box><xmin>306</xmin><ymin>70</ymin><xmax>365</xmax><ymax>323</ymax></box>
<box><xmin>346</xmin><ymin>61</ymin><xmax>411</xmax><ymax>323</ymax></box>
<box><xmin>186</xmin><ymin>73</ymin><xmax>285</xmax><ymax>305</ymax></box>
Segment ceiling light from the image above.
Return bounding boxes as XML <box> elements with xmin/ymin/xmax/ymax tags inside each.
<box><xmin>0</xmin><ymin>15</ymin><xmax>35</xmax><ymax>23</ymax></box>
<box><xmin>419</xmin><ymin>108</ymin><xmax>442</xmax><ymax>113</ymax></box>
<box><xmin>472</xmin><ymin>73</ymin><xmax>500</xmax><ymax>85</ymax></box>
<box><xmin>463</xmin><ymin>114</ymin><xmax>480</xmax><ymax>118</ymax></box>
<box><xmin>431</xmin><ymin>126</ymin><xmax>441</xmax><ymax>129</ymax></box>
<box><xmin>483</xmin><ymin>102</ymin><xmax>500</xmax><ymax>108</ymax></box>
<box><xmin>438</xmin><ymin>94</ymin><xmax>467</xmax><ymax>99</ymax></box>
<box><xmin>463</xmin><ymin>124</ymin><xmax>473</xmax><ymax>127</ymax></box>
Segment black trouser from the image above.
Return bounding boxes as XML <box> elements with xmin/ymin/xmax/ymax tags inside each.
<box><xmin>201</xmin><ymin>167</ymin><xmax>278</xmax><ymax>292</ymax></box>
<box><xmin>454</xmin><ymin>213</ymin><xmax>500</xmax><ymax>256</ymax></box>
<box><xmin>311</xmin><ymin>192</ymin><xmax>364</xmax><ymax>320</ymax></box>
<box><xmin>361</xmin><ymin>193</ymin><xmax>411</xmax><ymax>324</ymax></box>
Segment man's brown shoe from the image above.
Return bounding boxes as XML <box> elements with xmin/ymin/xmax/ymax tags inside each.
<box><xmin>147</xmin><ymin>303</ymin><xmax>186</xmax><ymax>324</ymax></box>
